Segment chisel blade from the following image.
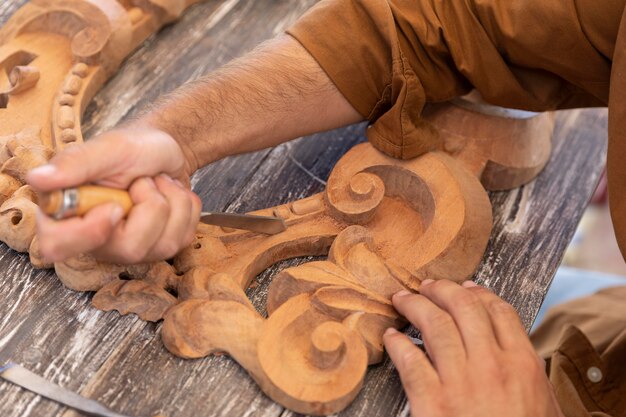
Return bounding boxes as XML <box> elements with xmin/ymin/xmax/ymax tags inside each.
<box><xmin>200</xmin><ymin>212</ymin><xmax>287</xmax><ymax>235</ymax></box>
<box><xmin>0</xmin><ymin>363</ymin><xmax>132</xmax><ymax>417</ymax></box>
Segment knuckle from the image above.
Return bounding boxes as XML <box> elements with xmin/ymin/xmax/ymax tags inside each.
<box><xmin>119</xmin><ymin>241</ymin><xmax>148</xmax><ymax>264</ymax></box>
<box><xmin>162</xmin><ymin>178</ymin><xmax>186</xmax><ymax>195</ymax></box>
<box><xmin>423</xmin><ymin>395</ymin><xmax>449</xmax><ymax>415</ymax></box>
<box><xmin>427</xmin><ymin>279</ymin><xmax>448</xmax><ymax>292</ymax></box>
<box><xmin>451</xmin><ymin>291</ymin><xmax>482</xmax><ymax>311</ymax></box>
<box><xmin>514</xmin><ymin>351</ymin><xmax>544</xmax><ymax>373</ymax></box>
<box><xmin>481</xmin><ymin>358</ymin><xmax>506</xmax><ymax>382</ymax></box>
<box><xmin>424</xmin><ymin>310</ymin><xmax>454</xmax><ymax>329</ymax></box>
<box><xmin>487</xmin><ymin>299</ymin><xmax>517</xmax><ymax>317</ymax></box>
<box><xmin>188</xmin><ymin>195</ymin><xmax>201</xmax><ymax>215</ymax></box>
<box><xmin>402</xmin><ymin>372</ymin><xmax>427</xmax><ymax>397</ymax></box>
<box><xmin>190</xmin><ymin>191</ymin><xmax>201</xmax><ymax>206</ymax></box>
<box><xmin>400</xmin><ymin>348</ymin><xmax>425</xmax><ymax>372</ymax></box>
<box><xmin>173</xmin><ymin>187</ymin><xmax>190</xmax><ymax>203</ymax></box>
<box><xmin>178</xmin><ymin>191</ymin><xmax>193</xmax><ymax>211</ymax></box>
<box><xmin>155</xmin><ymin>240</ymin><xmax>180</xmax><ymax>260</ymax></box>
<box><xmin>395</xmin><ymin>292</ymin><xmax>423</xmax><ymax>309</ymax></box>
<box><xmin>182</xmin><ymin>230</ymin><xmax>196</xmax><ymax>247</ymax></box>
<box><xmin>469</xmin><ymin>286</ymin><xmax>494</xmax><ymax>298</ymax></box>
<box><xmin>89</xmin><ymin>224</ymin><xmax>111</xmax><ymax>247</ymax></box>
<box><xmin>152</xmin><ymin>194</ymin><xmax>170</xmax><ymax>213</ymax></box>
<box><xmin>393</xmin><ymin>294</ymin><xmax>423</xmax><ymax>317</ymax></box>
<box><xmin>471</xmin><ymin>285</ymin><xmax>492</xmax><ymax>293</ymax></box>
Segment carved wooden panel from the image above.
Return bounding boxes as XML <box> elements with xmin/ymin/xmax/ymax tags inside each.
<box><xmin>0</xmin><ymin>1</ymin><xmax>555</xmax><ymax>414</ymax></box>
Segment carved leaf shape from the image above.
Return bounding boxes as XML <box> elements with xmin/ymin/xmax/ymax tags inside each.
<box><xmin>0</xmin><ymin>173</ymin><xmax>22</xmax><ymax>205</ymax></box>
<box><xmin>2</xmin><ymin>142</ymin><xmax>53</xmax><ymax>182</ymax></box>
<box><xmin>93</xmin><ymin>279</ymin><xmax>178</xmax><ymax>322</ymax></box>
<box><xmin>55</xmin><ymin>254</ymin><xmax>124</xmax><ymax>292</ymax></box>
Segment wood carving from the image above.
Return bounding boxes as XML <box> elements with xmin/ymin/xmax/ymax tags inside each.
<box><xmin>0</xmin><ymin>2</ymin><xmax>555</xmax><ymax>415</ymax></box>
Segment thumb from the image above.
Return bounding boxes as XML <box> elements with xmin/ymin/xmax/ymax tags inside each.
<box><xmin>36</xmin><ymin>202</ymin><xmax>125</xmax><ymax>262</ymax></box>
<box><xmin>27</xmin><ymin>137</ymin><xmax>128</xmax><ymax>192</ymax></box>
<box><xmin>383</xmin><ymin>328</ymin><xmax>439</xmax><ymax>399</ymax></box>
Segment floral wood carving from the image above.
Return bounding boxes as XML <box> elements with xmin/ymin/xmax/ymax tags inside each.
<box><xmin>0</xmin><ymin>1</ymin><xmax>555</xmax><ymax>415</ymax></box>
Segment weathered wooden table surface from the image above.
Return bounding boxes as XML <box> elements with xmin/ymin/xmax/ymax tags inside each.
<box><xmin>0</xmin><ymin>1</ymin><xmax>609</xmax><ymax>416</ymax></box>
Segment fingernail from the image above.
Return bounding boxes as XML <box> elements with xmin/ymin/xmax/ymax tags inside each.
<box><xmin>462</xmin><ymin>280</ymin><xmax>478</xmax><ymax>288</ymax></box>
<box><xmin>159</xmin><ymin>173</ymin><xmax>174</xmax><ymax>182</ymax></box>
<box><xmin>173</xmin><ymin>179</ymin><xmax>185</xmax><ymax>188</ymax></box>
<box><xmin>394</xmin><ymin>290</ymin><xmax>411</xmax><ymax>298</ymax></box>
<box><xmin>29</xmin><ymin>164</ymin><xmax>57</xmax><ymax>178</ymax></box>
<box><xmin>421</xmin><ymin>279</ymin><xmax>435</xmax><ymax>286</ymax></box>
<box><xmin>110</xmin><ymin>205</ymin><xmax>124</xmax><ymax>225</ymax></box>
<box><xmin>384</xmin><ymin>327</ymin><xmax>398</xmax><ymax>336</ymax></box>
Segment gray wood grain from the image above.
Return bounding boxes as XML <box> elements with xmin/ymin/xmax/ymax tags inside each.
<box><xmin>0</xmin><ymin>1</ymin><xmax>608</xmax><ymax>417</ymax></box>
<box><xmin>0</xmin><ymin>1</ymin><xmax>27</xmax><ymax>26</ymax></box>
<box><xmin>476</xmin><ymin>108</ymin><xmax>608</xmax><ymax>329</ymax></box>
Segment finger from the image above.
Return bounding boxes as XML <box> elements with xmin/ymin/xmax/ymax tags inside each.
<box><xmin>185</xmin><ymin>187</ymin><xmax>202</xmax><ymax>243</ymax></box>
<box><xmin>383</xmin><ymin>328</ymin><xmax>439</xmax><ymax>401</ymax></box>
<box><xmin>465</xmin><ymin>284</ymin><xmax>534</xmax><ymax>351</ymax></box>
<box><xmin>27</xmin><ymin>135</ymin><xmax>132</xmax><ymax>191</ymax></box>
<box><xmin>96</xmin><ymin>177</ymin><xmax>169</xmax><ymax>264</ymax></box>
<box><xmin>27</xmin><ymin>127</ymin><xmax>186</xmax><ymax>192</ymax></box>
<box><xmin>36</xmin><ymin>204</ymin><xmax>124</xmax><ymax>262</ymax></box>
<box><xmin>418</xmin><ymin>279</ymin><xmax>498</xmax><ymax>356</ymax></box>
<box><xmin>145</xmin><ymin>175</ymin><xmax>194</xmax><ymax>259</ymax></box>
<box><xmin>392</xmin><ymin>291</ymin><xmax>466</xmax><ymax>375</ymax></box>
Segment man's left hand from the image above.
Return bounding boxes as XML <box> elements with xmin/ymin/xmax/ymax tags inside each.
<box><xmin>383</xmin><ymin>279</ymin><xmax>564</xmax><ymax>417</ymax></box>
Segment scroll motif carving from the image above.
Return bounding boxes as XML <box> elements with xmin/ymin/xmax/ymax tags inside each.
<box><xmin>0</xmin><ymin>2</ymin><xmax>555</xmax><ymax>414</ymax></box>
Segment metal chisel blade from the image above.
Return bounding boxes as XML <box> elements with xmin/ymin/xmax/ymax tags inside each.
<box><xmin>0</xmin><ymin>363</ymin><xmax>132</xmax><ymax>417</ymax></box>
<box><xmin>200</xmin><ymin>212</ymin><xmax>287</xmax><ymax>235</ymax></box>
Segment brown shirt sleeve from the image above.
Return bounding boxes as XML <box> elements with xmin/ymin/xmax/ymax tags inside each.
<box><xmin>286</xmin><ymin>0</ymin><xmax>615</xmax><ymax>159</ymax></box>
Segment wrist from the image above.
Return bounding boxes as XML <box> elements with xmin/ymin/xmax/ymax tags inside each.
<box><xmin>132</xmin><ymin>112</ymin><xmax>203</xmax><ymax>178</ymax></box>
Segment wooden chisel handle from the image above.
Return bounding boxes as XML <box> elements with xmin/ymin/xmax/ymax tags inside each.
<box><xmin>38</xmin><ymin>186</ymin><xmax>133</xmax><ymax>220</ymax></box>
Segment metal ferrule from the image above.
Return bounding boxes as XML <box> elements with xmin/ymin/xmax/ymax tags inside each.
<box><xmin>54</xmin><ymin>188</ymin><xmax>79</xmax><ymax>220</ymax></box>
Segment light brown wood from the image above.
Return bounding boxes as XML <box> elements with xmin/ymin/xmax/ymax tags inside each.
<box><xmin>0</xmin><ymin>1</ymin><xmax>556</xmax><ymax>414</ymax></box>
<box><xmin>39</xmin><ymin>185</ymin><xmax>133</xmax><ymax>218</ymax></box>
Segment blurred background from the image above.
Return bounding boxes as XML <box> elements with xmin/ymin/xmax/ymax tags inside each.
<box><xmin>563</xmin><ymin>171</ymin><xmax>626</xmax><ymax>276</ymax></box>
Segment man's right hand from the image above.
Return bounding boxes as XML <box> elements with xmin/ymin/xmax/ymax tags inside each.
<box><xmin>24</xmin><ymin>34</ymin><xmax>362</xmax><ymax>266</ymax></box>
<box><xmin>27</xmin><ymin>125</ymin><xmax>202</xmax><ymax>264</ymax></box>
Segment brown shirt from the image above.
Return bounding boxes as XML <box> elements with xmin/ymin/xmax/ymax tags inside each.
<box><xmin>286</xmin><ymin>1</ymin><xmax>626</xmax><ymax>415</ymax></box>
<box><xmin>531</xmin><ymin>287</ymin><xmax>626</xmax><ymax>417</ymax></box>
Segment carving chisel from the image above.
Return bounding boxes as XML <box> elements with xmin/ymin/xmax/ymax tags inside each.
<box><xmin>38</xmin><ymin>185</ymin><xmax>287</xmax><ymax>235</ymax></box>
<box><xmin>0</xmin><ymin>363</ymin><xmax>132</xmax><ymax>417</ymax></box>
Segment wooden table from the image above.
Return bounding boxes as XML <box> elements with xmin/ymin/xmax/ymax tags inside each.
<box><xmin>0</xmin><ymin>1</ymin><xmax>609</xmax><ymax>416</ymax></box>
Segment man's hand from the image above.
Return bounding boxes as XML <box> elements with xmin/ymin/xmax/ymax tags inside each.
<box><xmin>27</xmin><ymin>125</ymin><xmax>201</xmax><ymax>264</ymax></box>
<box><xmin>26</xmin><ymin>34</ymin><xmax>360</xmax><ymax>265</ymax></box>
<box><xmin>383</xmin><ymin>279</ymin><xmax>564</xmax><ymax>417</ymax></box>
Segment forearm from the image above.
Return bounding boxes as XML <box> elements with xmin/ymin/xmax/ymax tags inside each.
<box><xmin>139</xmin><ymin>34</ymin><xmax>363</xmax><ymax>175</ymax></box>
